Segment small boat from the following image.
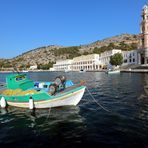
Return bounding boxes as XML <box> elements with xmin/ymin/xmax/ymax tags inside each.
<box><xmin>0</xmin><ymin>73</ymin><xmax>86</xmax><ymax>109</ymax></box>
<box><xmin>106</xmin><ymin>69</ymin><xmax>120</xmax><ymax>74</ymax></box>
<box><xmin>64</xmin><ymin>69</ymin><xmax>70</xmax><ymax>73</ymax></box>
<box><xmin>79</xmin><ymin>69</ymin><xmax>86</xmax><ymax>73</ymax></box>
<box><xmin>21</xmin><ymin>70</ymin><xmax>28</xmax><ymax>73</ymax></box>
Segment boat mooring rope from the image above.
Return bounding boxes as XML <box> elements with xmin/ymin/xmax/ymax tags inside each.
<box><xmin>76</xmin><ymin>77</ymin><xmax>110</xmax><ymax>112</ymax></box>
<box><xmin>86</xmin><ymin>87</ymin><xmax>110</xmax><ymax>112</ymax></box>
<box><xmin>43</xmin><ymin>107</ymin><xmax>51</xmax><ymax>124</ymax></box>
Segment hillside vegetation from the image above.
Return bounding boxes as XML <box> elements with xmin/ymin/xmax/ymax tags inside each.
<box><xmin>0</xmin><ymin>34</ymin><xmax>139</xmax><ymax>70</ymax></box>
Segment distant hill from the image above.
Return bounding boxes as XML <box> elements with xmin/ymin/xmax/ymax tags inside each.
<box><xmin>0</xmin><ymin>34</ymin><xmax>139</xmax><ymax>69</ymax></box>
<box><xmin>79</xmin><ymin>34</ymin><xmax>139</xmax><ymax>53</ymax></box>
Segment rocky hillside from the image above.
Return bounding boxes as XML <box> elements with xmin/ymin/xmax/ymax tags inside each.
<box><xmin>0</xmin><ymin>34</ymin><xmax>139</xmax><ymax>69</ymax></box>
<box><xmin>79</xmin><ymin>34</ymin><xmax>139</xmax><ymax>53</ymax></box>
<box><xmin>11</xmin><ymin>45</ymin><xmax>63</xmax><ymax>65</ymax></box>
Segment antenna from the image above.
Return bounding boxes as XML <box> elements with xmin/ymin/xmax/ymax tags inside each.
<box><xmin>13</xmin><ymin>64</ymin><xmax>20</xmax><ymax>74</ymax></box>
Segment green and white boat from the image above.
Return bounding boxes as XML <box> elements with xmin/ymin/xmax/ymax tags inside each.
<box><xmin>0</xmin><ymin>73</ymin><xmax>86</xmax><ymax>109</ymax></box>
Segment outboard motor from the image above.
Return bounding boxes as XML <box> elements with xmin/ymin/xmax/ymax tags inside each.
<box><xmin>54</xmin><ymin>76</ymin><xmax>66</xmax><ymax>90</ymax></box>
<box><xmin>54</xmin><ymin>75</ymin><xmax>66</xmax><ymax>85</ymax></box>
<box><xmin>54</xmin><ymin>75</ymin><xmax>66</xmax><ymax>89</ymax></box>
<box><xmin>48</xmin><ymin>75</ymin><xmax>66</xmax><ymax>95</ymax></box>
<box><xmin>59</xmin><ymin>75</ymin><xmax>66</xmax><ymax>84</ymax></box>
<box><xmin>48</xmin><ymin>83</ymin><xmax>58</xmax><ymax>95</ymax></box>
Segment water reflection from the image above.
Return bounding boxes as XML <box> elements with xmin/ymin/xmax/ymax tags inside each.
<box><xmin>143</xmin><ymin>74</ymin><xmax>148</xmax><ymax>97</ymax></box>
<box><xmin>137</xmin><ymin>74</ymin><xmax>148</xmax><ymax>121</ymax></box>
<box><xmin>0</xmin><ymin>106</ymin><xmax>86</xmax><ymax>131</ymax></box>
<box><xmin>0</xmin><ymin>108</ymin><xmax>8</xmax><ymax>115</ymax></box>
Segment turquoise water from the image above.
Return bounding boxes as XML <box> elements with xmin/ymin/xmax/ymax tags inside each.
<box><xmin>0</xmin><ymin>72</ymin><xmax>148</xmax><ymax>148</ymax></box>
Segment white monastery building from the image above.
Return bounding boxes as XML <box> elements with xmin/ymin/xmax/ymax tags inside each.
<box><xmin>72</xmin><ymin>54</ymin><xmax>100</xmax><ymax>71</ymax></box>
<box><xmin>122</xmin><ymin>50</ymin><xmax>138</xmax><ymax>65</ymax></box>
<box><xmin>100</xmin><ymin>49</ymin><xmax>122</xmax><ymax>67</ymax></box>
<box><xmin>52</xmin><ymin>59</ymin><xmax>73</xmax><ymax>71</ymax></box>
<box><xmin>52</xmin><ymin>54</ymin><xmax>100</xmax><ymax>71</ymax></box>
<box><xmin>52</xmin><ymin>49</ymin><xmax>139</xmax><ymax>71</ymax></box>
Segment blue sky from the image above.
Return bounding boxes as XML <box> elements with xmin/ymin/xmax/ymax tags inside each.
<box><xmin>0</xmin><ymin>0</ymin><xmax>146</xmax><ymax>58</ymax></box>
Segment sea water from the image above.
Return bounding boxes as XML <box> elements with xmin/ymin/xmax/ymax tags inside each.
<box><xmin>0</xmin><ymin>72</ymin><xmax>148</xmax><ymax>148</ymax></box>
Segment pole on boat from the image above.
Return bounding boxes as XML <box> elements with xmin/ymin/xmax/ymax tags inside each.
<box><xmin>0</xmin><ymin>97</ymin><xmax>7</xmax><ymax>108</ymax></box>
<box><xmin>29</xmin><ymin>96</ymin><xmax>34</xmax><ymax>110</ymax></box>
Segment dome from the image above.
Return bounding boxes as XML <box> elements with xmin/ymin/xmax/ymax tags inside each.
<box><xmin>143</xmin><ymin>5</ymin><xmax>148</xmax><ymax>10</ymax></box>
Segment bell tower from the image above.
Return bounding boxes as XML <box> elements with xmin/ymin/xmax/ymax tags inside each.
<box><xmin>140</xmin><ymin>5</ymin><xmax>148</xmax><ymax>64</ymax></box>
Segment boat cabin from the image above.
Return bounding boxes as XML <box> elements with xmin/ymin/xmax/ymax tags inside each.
<box><xmin>6</xmin><ymin>74</ymin><xmax>34</xmax><ymax>90</ymax></box>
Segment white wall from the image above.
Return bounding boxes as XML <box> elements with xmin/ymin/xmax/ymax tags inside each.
<box><xmin>122</xmin><ymin>50</ymin><xmax>138</xmax><ymax>65</ymax></box>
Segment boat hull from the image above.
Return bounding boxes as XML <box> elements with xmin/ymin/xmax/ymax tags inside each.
<box><xmin>0</xmin><ymin>86</ymin><xmax>85</xmax><ymax>109</ymax></box>
<box><xmin>107</xmin><ymin>70</ymin><xmax>120</xmax><ymax>74</ymax></box>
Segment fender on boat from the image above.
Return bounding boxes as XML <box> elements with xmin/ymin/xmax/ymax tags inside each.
<box><xmin>29</xmin><ymin>96</ymin><xmax>34</xmax><ymax>109</ymax></box>
<box><xmin>0</xmin><ymin>97</ymin><xmax>7</xmax><ymax>108</ymax></box>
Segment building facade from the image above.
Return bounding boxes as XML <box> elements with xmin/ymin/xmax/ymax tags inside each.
<box><xmin>51</xmin><ymin>50</ymin><xmax>139</xmax><ymax>71</ymax></box>
<box><xmin>72</xmin><ymin>54</ymin><xmax>100</xmax><ymax>71</ymax></box>
<box><xmin>52</xmin><ymin>54</ymin><xmax>101</xmax><ymax>71</ymax></box>
<box><xmin>139</xmin><ymin>5</ymin><xmax>148</xmax><ymax>64</ymax></box>
<box><xmin>122</xmin><ymin>50</ymin><xmax>138</xmax><ymax>65</ymax></box>
<box><xmin>52</xmin><ymin>59</ymin><xmax>73</xmax><ymax>71</ymax></box>
<box><xmin>100</xmin><ymin>49</ymin><xmax>122</xmax><ymax>68</ymax></box>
